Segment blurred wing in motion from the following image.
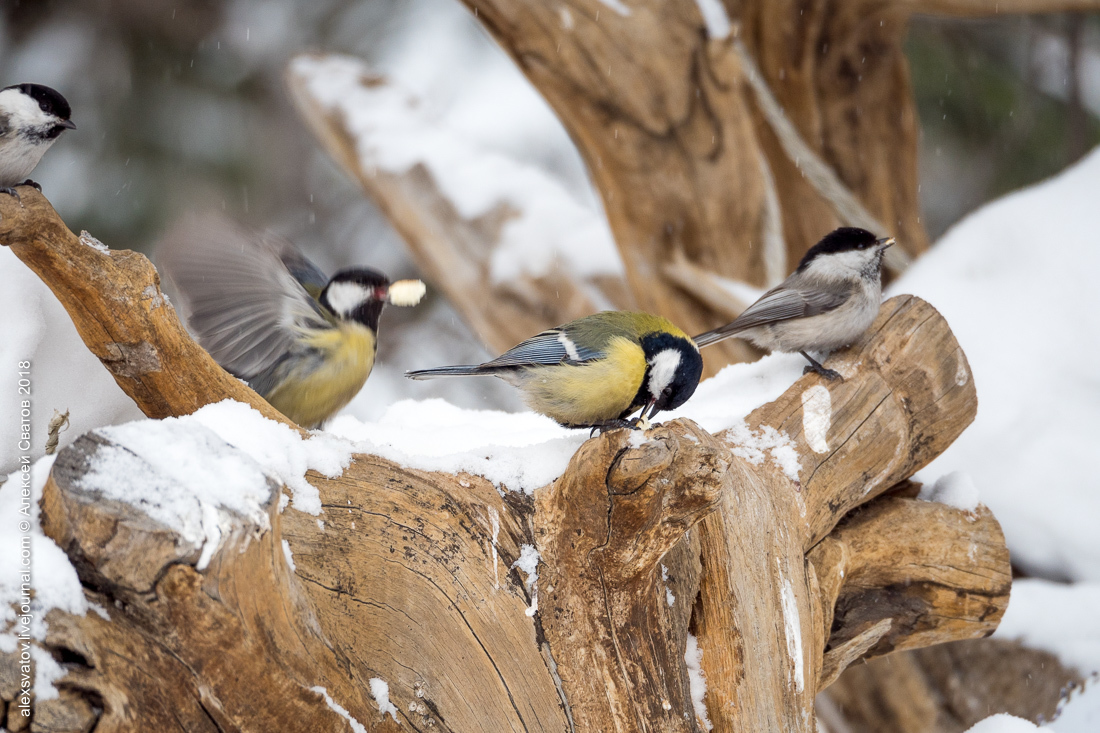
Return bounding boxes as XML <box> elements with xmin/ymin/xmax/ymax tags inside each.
<box><xmin>157</xmin><ymin>215</ymin><xmax>330</xmax><ymax>379</ymax></box>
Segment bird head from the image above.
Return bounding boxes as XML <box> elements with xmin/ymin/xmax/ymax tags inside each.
<box><xmin>637</xmin><ymin>332</ymin><xmax>704</xmax><ymax>421</ymax></box>
<box><xmin>1</xmin><ymin>84</ymin><xmax>76</xmax><ymax>141</ymax></box>
<box><xmin>796</xmin><ymin>227</ymin><xmax>895</xmax><ymax>281</ymax></box>
<box><xmin>320</xmin><ymin>268</ymin><xmax>391</xmax><ymax>330</ymax></box>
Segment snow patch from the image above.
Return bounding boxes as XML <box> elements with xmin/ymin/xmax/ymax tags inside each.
<box><xmin>684</xmin><ymin>633</ymin><xmax>714</xmax><ymax>731</ymax></box>
<box><xmin>311</xmin><ymin>686</ymin><xmax>368</xmax><ymax>733</ymax></box>
<box><xmin>326</xmin><ymin>399</ymin><xmax>583</xmax><ymax>494</ymax></box>
<box><xmin>184</xmin><ymin>400</ymin><xmax>354</xmax><ymax>515</ymax></box>
<box><xmin>778</xmin><ymin>564</ymin><xmax>805</xmax><ymax>693</ymax></box>
<box><xmin>32</xmin><ymin>646</ymin><xmax>65</xmax><ymax>701</ymax></box>
<box><xmin>723</xmin><ymin>422</ymin><xmax>801</xmax><ymax>484</ymax></box>
<box><xmin>919</xmin><ymin>471</ymin><xmax>980</xmax><ymax>513</ymax></box>
<box><xmin>512</xmin><ymin>544</ymin><xmax>540</xmax><ymax>617</ymax></box>
<box><xmin>291</xmin><ymin>54</ymin><xmax>621</xmax><ymax>285</ymax></box>
<box><xmin>369</xmin><ymin>677</ymin><xmax>400</xmax><ymax>721</ymax></box>
<box><xmin>82</xmin><ymin>418</ymin><xmax>273</xmax><ymax>571</ymax></box>
<box><xmin>800</xmin><ymin>385</ymin><xmax>831</xmax><ymax>454</ymax></box>
<box><xmin>282</xmin><ymin>539</ymin><xmax>296</xmax><ymax>573</ymax></box>
<box><xmin>0</xmin><ymin>454</ymin><xmax>87</xmax><ymax>701</ymax></box>
<box><xmin>964</xmin><ymin>714</ymin><xmax>1046</xmax><ymax>732</ymax></box>
<box><xmin>694</xmin><ymin>0</ymin><xmax>731</xmax><ymax>39</ymax></box>
<box><xmin>597</xmin><ymin>0</ymin><xmax>632</xmax><ymax>16</ymax></box>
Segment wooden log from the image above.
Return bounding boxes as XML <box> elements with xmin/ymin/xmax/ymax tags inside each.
<box><xmin>4</xmin><ymin>173</ymin><xmax>1012</xmax><ymax>732</ymax></box>
<box><xmin>445</xmin><ymin>0</ymin><xmax>932</xmax><ymax>373</ymax></box>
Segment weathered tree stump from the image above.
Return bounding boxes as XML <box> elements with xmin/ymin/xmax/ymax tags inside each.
<box><xmin>2</xmin><ymin>193</ymin><xmax>1012</xmax><ymax>732</ymax></box>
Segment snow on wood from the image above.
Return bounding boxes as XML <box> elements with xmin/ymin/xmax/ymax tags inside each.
<box><xmin>286</xmin><ymin>56</ymin><xmax>621</xmax><ymax>282</ymax></box>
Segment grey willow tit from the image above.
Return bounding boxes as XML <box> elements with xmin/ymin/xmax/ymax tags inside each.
<box><xmin>693</xmin><ymin>227</ymin><xmax>894</xmax><ymax>380</ymax></box>
<box><xmin>0</xmin><ymin>83</ymin><xmax>76</xmax><ymax>197</ymax></box>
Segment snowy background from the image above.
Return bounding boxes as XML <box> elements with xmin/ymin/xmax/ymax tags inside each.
<box><xmin>1</xmin><ymin>2</ymin><xmax>1099</xmax><ymax>731</ymax></box>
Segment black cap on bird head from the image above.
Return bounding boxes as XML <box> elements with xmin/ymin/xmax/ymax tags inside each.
<box><xmin>796</xmin><ymin>227</ymin><xmax>883</xmax><ymax>271</ymax></box>
<box><xmin>629</xmin><ymin>332</ymin><xmax>704</xmax><ymax>421</ymax></box>
<box><xmin>320</xmin><ymin>268</ymin><xmax>391</xmax><ymax>330</ymax></box>
<box><xmin>4</xmin><ymin>83</ymin><xmax>76</xmax><ymax>138</ymax></box>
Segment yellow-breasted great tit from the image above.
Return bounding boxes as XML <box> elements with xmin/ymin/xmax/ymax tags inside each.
<box><xmin>406</xmin><ymin>311</ymin><xmax>703</xmax><ymax>430</ymax></box>
<box><xmin>693</xmin><ymin>227</ymin><xmax>894</xmax><ymax>379</ymax></box>
<box><xmin>158</xmin><ymin>216</ymin><xmax>425</xmax><ymax>428</ymax></box>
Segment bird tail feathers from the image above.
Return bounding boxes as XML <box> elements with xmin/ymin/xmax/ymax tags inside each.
<box><xmin>405</xmin><ymin>365</ymin><xmax>486</xmax><ymax>380</ymax></box>
<box><xmin>692</xmin><ymin>322</ymin><xmax>749</xmax><ymax>348</ymax></box>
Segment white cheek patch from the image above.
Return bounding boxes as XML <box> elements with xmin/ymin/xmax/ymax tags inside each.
<box><xmin>324</xmin><ymin>281</ymin><xmax>371</xmax><ymax>316</ymax></box>
<box><xmin>0</xmin><ymin>89</ymin><xmax>55</xmax><ymax>130</ymax></box>
<box><xmin>557</xmin><ymin>331</ymin><xmax>581</xmax><ymax>361</ymax></box>
<box><xmin>805</xmin><ymin>249</ymin><xmax>874</xmax><ymax>279</ymax></box>
<box><xmin>648</xmin><ymin>349</ymin><xmax>682</xmax><ymax>399</ymax></box>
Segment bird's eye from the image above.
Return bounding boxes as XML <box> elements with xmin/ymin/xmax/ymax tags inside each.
<box><xmin>662</xmin><ymin>386</ymin><xmax>673</xmax><ymax>397</ymax></box>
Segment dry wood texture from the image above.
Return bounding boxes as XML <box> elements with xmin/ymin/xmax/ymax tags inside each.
<box><xmin>287</xmin><ymin>1</ymin><xmax>1095</xmax><ymax>382</ymax></box>
<box><xmin>2</xmin><ymin>193</ymin><xmax>1016</xmax><ymax>732</ymax></box>
<box><xmin>288</xmin><ymin>0</ymin><xmax>953</xmax><ymax>376</ymax></box>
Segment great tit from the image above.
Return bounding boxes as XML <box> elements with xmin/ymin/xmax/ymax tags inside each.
<box><xmin>0</xmin><ymin>83</ymin><xmax>76</xmax><ymax>197</ymax></box>
<box><xmin>406</xmin><ymin>311</ymin><xmax>704</xmax><ymax>430</ymax></box>
<box><xmin>693</xmin><ymin>227</ymin><xmax>894</xmax><ymax>379</ymax></box>
<box><xmin>158</xmin><ymin>216</ymin><xmax>425</xmax><ymax>428</ymax></box>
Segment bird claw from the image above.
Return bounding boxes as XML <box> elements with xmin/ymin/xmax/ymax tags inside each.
<box><xmin>800</xmin><ymin>351</ymin><xmax>842</xmax><ymax>381</ymax></box>
<box><xmin>588</xmin><ymin>418</ymin><xmax>636</xmax><ymax>437</ymax></box>
<box><xmin>0</xmin><ymin>187</ymin><xmax>21</xmax><ymax>203</ymax></box>
<box><xmin>19</xmin><ymin>179</ymin><xmax>42</xmax><ymax>192</ymax></box>
<box><xmin>802</xmin><ymin>363</ymin><xmax>842</xmax><ymax>381</ymax></box>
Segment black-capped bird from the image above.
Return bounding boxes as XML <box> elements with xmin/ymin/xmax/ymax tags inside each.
<box><xmin>158</xmin><ymin>216</ymin><xmax>425</xmax><ymax>428</ymax></box>
<box><xmin>0</xmin><ymin>83</ymin><xmax>76</xmax><ymax>196</ymax></box>
<box><xmin>693</xmin><ymin>227</ymin><xmax>894</xmax><ymax>379</ymax></box>
<box><xmin>406</xmin><ymin>311</ymin><xmax>704</xmax><ymax>430</ymax></box>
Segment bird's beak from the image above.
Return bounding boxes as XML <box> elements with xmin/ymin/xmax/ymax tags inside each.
<box><xmin>59</xmin><ymin>119</ymin><xmax>76</xmax><ymax>130</ymax></box>
<box><xmin>876</xmin><ymin>236</ymin><xmax>895</xmax><ymax>250</ymax></box>
<box><xmin>643</xmin><ymin>397</ymin><xmax>659</xmax><ymax>421</ymax></box>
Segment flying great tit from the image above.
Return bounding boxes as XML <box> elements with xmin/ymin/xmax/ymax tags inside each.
<box><xmin>693</xmin><ymin>227</ymin><xmax>895</xmax><ymax>379</ymax></box>
<box><xmin>406</xmin><ymin>311</ymin><xmax>704</xmax><ymax>430</ymax></box>
<box><xmin>158</xmin><ymin>216</ymin><xmax>425</xmax><ymax>428</ymax></box>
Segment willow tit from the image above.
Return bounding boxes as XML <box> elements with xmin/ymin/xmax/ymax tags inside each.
<box><xmin>407</xmin><ymin>311</ymin><xmax>703</xmax><ymax>430</ymax></box>
<box><xmin>158</xmin><ymin>216</ymin><xmax>425</xmax><ymax>428</ymax></box>
<box><xmin>0</xmin><ymin>83</ymin><xmax>76</xmax><ymax>196</ymax></box>
<box><xmin>693</xmin><ymin>227</ymin><xmax>894</xmax><ymax>379</ymax></box>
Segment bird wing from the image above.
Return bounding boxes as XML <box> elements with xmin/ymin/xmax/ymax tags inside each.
<box><xmin>480</xmin><ymin>326</ymin><xmax>603</xmax><ymax>369</ymax></box>
<box><xmin>693</xmin><ymin>284</ymin><xmax>850</xmax><ymax>347</ymax></box>
<box><xmin>156</xmin><ymin>215</ymin><xmax>329</xmax><ymax>380</ymax></box>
